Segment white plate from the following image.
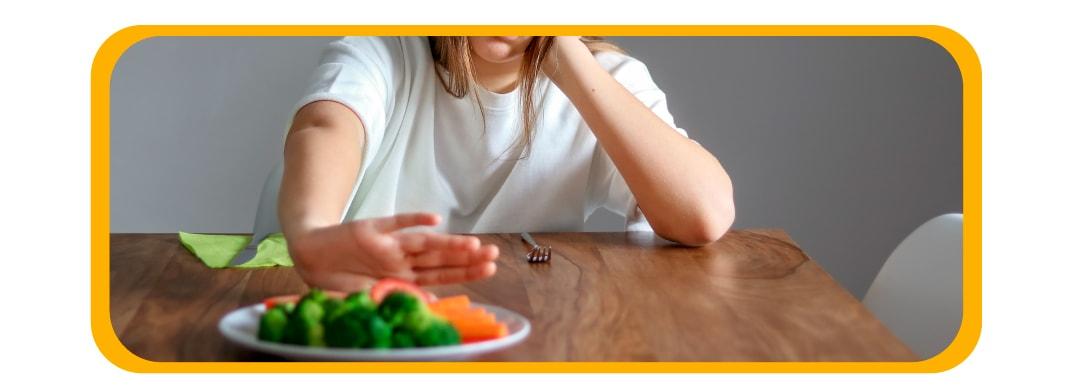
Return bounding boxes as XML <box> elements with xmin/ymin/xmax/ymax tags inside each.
<box><xmin>218</xmin><ymin>302</ymin><xmax>531</xmax><ymax>361</ymax></box>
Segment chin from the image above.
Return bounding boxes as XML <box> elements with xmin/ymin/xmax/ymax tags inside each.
<box><xmin>470</xmin><ymin>36</ymin><xmax>533</xmax><ymax>64</ymax></box>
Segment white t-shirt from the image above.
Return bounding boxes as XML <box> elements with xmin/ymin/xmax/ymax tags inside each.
<box><xmin>293</xmin><ymin>36</ymin><xmax>689</xmax><ymax>233</ymax></box>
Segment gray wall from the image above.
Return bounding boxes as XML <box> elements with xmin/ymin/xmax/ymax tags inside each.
<box><xmin>110</xmin><ymin>37</ymin><xmax>962</xmax><ymax>298</ymax></box>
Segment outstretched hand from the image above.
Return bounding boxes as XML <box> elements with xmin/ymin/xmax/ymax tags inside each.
<box><xmin>286</xmin><ymin>213</ymin><xmax>499</xmax><ymax>292</ymax></box>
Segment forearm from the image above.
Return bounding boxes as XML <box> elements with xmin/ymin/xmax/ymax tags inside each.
<box><xmin>549</xmin><ymin>38</ymin><xmax>735</xmax><ymax>245</ymax></box>
<box><xmin>278</xmin><ymin>101</ymin><xmax>366</xmax><ymax>240</ymax></box>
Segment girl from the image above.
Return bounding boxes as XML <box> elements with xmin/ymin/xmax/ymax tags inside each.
<box><xmin>279</xmin><ymin>36</ymin><xmax>735</xmax><ymax>292</ymax></box>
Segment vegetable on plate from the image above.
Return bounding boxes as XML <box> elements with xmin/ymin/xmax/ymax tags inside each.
<box><xmin>257</xmin><ymin>279</ymin><xmax>507</xmax><ymax>349</ymax></box>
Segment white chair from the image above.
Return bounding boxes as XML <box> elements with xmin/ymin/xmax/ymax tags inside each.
<box><xmin>863</xmin><ymin>213</ymin><xmax>963</xmax><ymax>359</ymax></box>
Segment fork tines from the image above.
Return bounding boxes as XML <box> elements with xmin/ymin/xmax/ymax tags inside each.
<box><xmin>526</xmin><ymin>246</ymin><xmax>552</xmax><ymax>263</ymax></box>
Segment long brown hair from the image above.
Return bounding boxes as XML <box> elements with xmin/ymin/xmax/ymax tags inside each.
<box><xmin>428</xmin><ymin>37</ymin><xmax>623</xmax><ymax>157</ymax></box>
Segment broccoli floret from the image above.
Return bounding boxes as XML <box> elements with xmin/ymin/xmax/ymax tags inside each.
<box><xmin>257</xmin><ymin>306</ymin><xmax>289</xmax><ymax>343</ymax></box>
<box><xmin>293</xmin><ymin>298</ymin><xmax>325</xmax><ymax>324</ymax></box>
<box><xmin>302</xmin><ymin>288</ymin><xmax>329</xmax><ymax>305</ymax></box>
<box><xmin>322</xmin><ymin>298</ymin><xmax>343</xmax><ymax>320</ymax></box>
<box><xmin>324</xmin><ymin>309</ymin><xmax>371</xmax><ymax>348</ymax></box>
<box><xmin>415</xmin><ymin>320</ymin><xmax>461</xmax><ymax>347</ymax></box>
<box><xmin>325</xmin><ymin>291</ymin><xmax>376</xmax><ymax>323</ymax></box>
<box><xmin>279</xmin><ymin>302</ymin><xmax>296</xmax><ymax>315</ymax></box>
<box><xmin>391</xmin><ymin>329</ymin><xmax>417</xmax><ymax>348</ymax></box>
<box><xmin>367</xmin><ymin>314</ymin><xmax>392</xmax><ymax>349</ymax></box>
<box><xmin>324</xmin><ymin>308</ymin><xmax>392</xmax><ymax>349</ymax></box>
<box><xmin>377</xmin><ymin>292</ymin><xmax>436</xmax><ymax>331</ymax></box>
<box><xmin>281</xmin><ymin>298</ymin><xmax>326</xmax><ymax>346</ymax></box>
<box><xmin>345</xmin><ymin>291</ymin><xmax>377</xmax><ymax>311</ymax></box>
<box><xmin>281</xmin><ymin>315</ymin><xmax>325</xmax><ymax>346</ymax></box>
<box><xmin>377</xmin><ymin>292</ymin><xmax>422</xmax><ymax>326</ymax></box>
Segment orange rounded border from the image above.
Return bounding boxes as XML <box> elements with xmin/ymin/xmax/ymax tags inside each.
<box><xmin>90</xmin><ymin>25</ymin><xmax>981</xmax><ymax>373</ymax></box>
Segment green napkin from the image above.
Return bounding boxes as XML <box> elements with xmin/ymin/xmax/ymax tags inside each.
<box><xmin>178</xmin><ymin>231</ymin><xmax>293</xmax><ymax>268</ymax></box>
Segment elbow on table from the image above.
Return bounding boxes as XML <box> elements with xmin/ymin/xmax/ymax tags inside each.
<box><xmin>655</xmin><ymin>197</ymin><xmax>736</xmax><ymax>247</ymax></box>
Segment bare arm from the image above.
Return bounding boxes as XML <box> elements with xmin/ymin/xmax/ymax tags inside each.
<box><xmin>546</xmin><ymin>37</ymin><xmax>735</xmax><ymax>245</ymax></box>
<box><xmin>279</xmin><ymin>100</ymin><xmax>365</xmax><ymax>238</ymax></box>
<box><xmin>279</xmin><ymin>101</ymin><xmax>499</xmax><ymax>291</ymax></box>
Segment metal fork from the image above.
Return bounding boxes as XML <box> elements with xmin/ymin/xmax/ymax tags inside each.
<box><xmin>521</xmin><ymin>232</ymin><xmax>552</xmax><ymax>263</ymax></box>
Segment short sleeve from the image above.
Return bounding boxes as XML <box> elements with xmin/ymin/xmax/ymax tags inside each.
<box><xmin>590</xmin><ymin>53</ymin><xmax>691</xmax><ymax>232</ymax></box>
<box><xmin>292</xmin><ymin>37</ymin><xmax>406</xmax><ymax>167</ymax></box>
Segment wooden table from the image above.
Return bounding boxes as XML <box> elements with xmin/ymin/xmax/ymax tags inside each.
<box><xmin>110</xmin><ymin>230</ymin><xmax>917</xmax><ymax>362</ymax></box>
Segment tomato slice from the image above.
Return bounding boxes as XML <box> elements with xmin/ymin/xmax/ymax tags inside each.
<box><xmin>262</xmin><ymin>294</ymin><xmax>300</xmax><ymax>309</ymax></box>
<box><xmin>369</xmin><ymin>278</ymin><xmax>435</xmax><ymax>304</ymax></box>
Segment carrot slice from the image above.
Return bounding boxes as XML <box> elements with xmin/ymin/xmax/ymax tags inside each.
<box><xmin>445</xmin><ymin>313</ymin><xmax>497</xmax><ymax>326</ymax></box>
<box><xmin>453</xmin><ymin>321</ymin><xmax>508</xmax><ymax>341</ymax></box>
<box><xmin>434</xmin><ymin>307</ymin><xmax>496</xmax><ymax>323</ymax></box>
<box><xmin>429</xmin><ymin>295</ymin><xmax>470</xmax><ymax>311</ymax></box>
<box><xmin>430</xmin><ymin>304</ymin><xmax>471</xmax><ymax>316</ymax></box>
<box><xmin>432</xmin><ymin>305</ymin><xmax>480</xmax><ymax>316</ymax></box>
<box><xmin>426</xmin><ymin>294</ymin><xmax>508</xmax><ymax>341</ymax></box>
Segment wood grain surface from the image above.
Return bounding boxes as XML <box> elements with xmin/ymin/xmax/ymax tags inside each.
<box><xmin>110</xmin><ymin>231</ymin><xmax>917</xmax><ymax>361</ymax></box>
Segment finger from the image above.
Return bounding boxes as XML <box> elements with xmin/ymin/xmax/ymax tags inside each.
<box><xmin>408</xmin><ymin>244</ymin><xmax>497</xmax><ymax>269</ymax></box>
<box><xmin>475</xmin><ymin>244</ymin><xmax>499</xmax><ymax>262</ymax></box>
<box><xmin>344</xmin><ymin>224</ymin><xmax>399</xmax><ymax>258</ymax></box>
<box><xmin>370</xmin><ymin>212</ymin><xmax>441</xmax><ymax>233</ymax></box>
<box><xmin>395</xmin><ymin>233</ymin><xmax>480</xmax><ymax>254</ymax></box>
<box><xmin>414</xmin><ymin>262</ymin><xmax>497</xmax><ymax>286</ymax></box>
